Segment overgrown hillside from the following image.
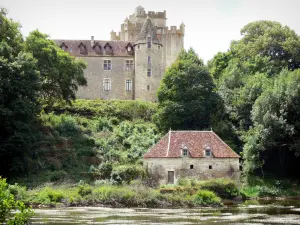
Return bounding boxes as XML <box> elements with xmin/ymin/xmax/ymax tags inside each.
<box><xmin>12</xmin><ymin>100</ymin><xmax>160</xmax><ymax>187</ymax></box>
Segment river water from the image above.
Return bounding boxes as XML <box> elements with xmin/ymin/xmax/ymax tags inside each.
<box><xmin>31</xmin><ymin>199</ymin><xmax>300</xmax><ymax>224</ymax></box>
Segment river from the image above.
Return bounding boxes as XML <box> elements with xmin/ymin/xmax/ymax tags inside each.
<box><xmin>31</xmin><ymin>199</ymin><xmax>300</xmax><ymax>224</ymax></box>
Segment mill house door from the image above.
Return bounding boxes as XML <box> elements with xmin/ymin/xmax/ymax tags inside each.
<box><xmin>168</xmin><ymin>171</ymin><xmax>174</xmax><ymax>184</ymax></box>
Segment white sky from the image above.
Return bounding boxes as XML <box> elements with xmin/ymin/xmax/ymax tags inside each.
<box><xmin>2</xmin><ymin>0</ymin><xmax>300</xmax><ymax>62</ymax></box>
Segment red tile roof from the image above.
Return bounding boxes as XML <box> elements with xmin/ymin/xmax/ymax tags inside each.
<box><xmin>54</xmin><ymin>40</ymin><xmax>134</xmax><ymax>57</ymax></box>
<box><xmin>144</xmin><ymin>131</ymin><xmax>240</xmax><ymax>158</ymax></box>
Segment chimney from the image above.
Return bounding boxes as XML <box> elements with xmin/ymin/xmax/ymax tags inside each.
<box><xmin>91</xmin><ymin>36</ymin><xmax>94</xmax><ymax>47</ymax></box>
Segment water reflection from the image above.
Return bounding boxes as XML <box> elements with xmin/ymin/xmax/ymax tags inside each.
<box><xmin>32</xmin><ymin>199</ymin><xmax>300</xmax><ymax>225</ymax></box>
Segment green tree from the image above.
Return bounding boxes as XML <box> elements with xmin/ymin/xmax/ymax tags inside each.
<box><xmin>243</xmin><ymin>69</ymin><xmax>300</xmax><ymax>176</ymax></box>
<box><xmin>24</xmin><ymin>30</ymin><xmax>87</xmax><ymax>107</ymax></box>
<box><xmin>0</xmin><ymin>177</ymin><xmax>33</xmax><ymax>224</ymax></box>
<box><xmin>155</xmin><ymin>48</ymin><xmax>220</xmax><ymax>132</ymax></box>
<box><xmin>0</xmin><ymin>8</ymin><xmax>41</xmax><ymax>176</ymax></box>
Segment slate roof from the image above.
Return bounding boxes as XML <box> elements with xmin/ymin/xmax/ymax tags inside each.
<box><xmin>144</xmin><ymin>131</ymin><xmax>240</xmax><ymax>158</ymax></box>
<box><xmin>54</xmin><ymin>40</ymin><xmax>134</xmax><ymax>57</ymax></box>
<box><xmin>134</xmin><ymin>17</ymin><xmax>162</xmax><ymax>46</ymax></box>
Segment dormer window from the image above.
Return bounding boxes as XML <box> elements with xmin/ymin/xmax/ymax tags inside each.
<box><xmin>127</xmin><ymin>46</ymin><xmax>132</xmax><ymax>52</ymax></box>
<box><xmin>204</xmin><ymin>145</ymin><xmax>212</xmax><ymax>157</ymax></box>
<box><xmin>79</xmin><ymin>43</ymin><xmax>87</xmax><ymax>55</ymax></box>
<box><xmin>182</xmin><ymin>146</ymin><xmax>188</xmax><ymax>157</ymax></box>
<box><xmin>104</xmin><ymin>43</ymin><xmax>113</xmax><ymax>55</ymax></box>
<box><xmin>94</xmin><ymin>44</ymin><xmax>101</xmax><ymax>55</ymax></box>
<box><xmin>60</xmin><ymin>43</ymin><xmax>68</xmax><ymax>51</ymax></box>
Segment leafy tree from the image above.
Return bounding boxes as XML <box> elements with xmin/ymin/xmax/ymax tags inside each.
<box><xmin>24</xmin><ymin>30</ymin><xmax>87</xmax><ymax>106</ymax></box>
<box><xmin>0</xmin><ymin>8</ymin><xmax>41</xmax><ymax>176</ymax></box>
<box><xmin>155</xmin><ymin>48</ymin><xmax>220</xmax><ymax>132</ymax></box>
<box><xmin>0</xmin><ymin>177</ymin><xmax>33</xmax><ymax>224</ymax></box>
<box><xmin>243</xmin><ymin>69</ymin><xmax>300</xmax><ymax>176</ymax></box>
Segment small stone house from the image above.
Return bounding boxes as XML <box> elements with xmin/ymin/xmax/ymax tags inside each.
<box><xmin>144</xmin><ymin>131</ymin><xmax>240</xmax><ymax>184</ymax></box>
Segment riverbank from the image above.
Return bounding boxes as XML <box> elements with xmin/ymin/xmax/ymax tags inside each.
<box><xmin>9</xmin><ymin>178</ymin><xmax>300</xmax><ymax>209</ymax></box>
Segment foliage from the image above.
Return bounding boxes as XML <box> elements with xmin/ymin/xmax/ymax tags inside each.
<box><xmin>0</xmin><ymin>8</ymin><xmax>41</xmax><ymax>177</ymax></box>
<box><xmin>0</xmin><ymin>177</ymin><xmax>33</xmax><ymax>224</ymax></box>
<box><xmin>193</xmin><ymin>190</ymin><xmax>222</xmax><ymax>206</ymax></box>
<box><xmin>155</xmin><ymin>48</ymin><xmax>220</xmax><ymax>132</ymax></box>
<box><xmin>198</xmin><ymin>179</ymin><xmax>239</xmax><ymax>199</ymax></box>
<box><xmin>24</xmin><ymin>30</ymin><xmax>87</xmax><ymax>106</ymax></box>
<box><xmin>243</xmin><ymin>69</ymin><xmax>300</xmax><ymax>175</ymax></box>
<box><xmin>52</xmin><ymin>99</ymin><xmax>157</xmax><ymax>121</ymax></box>
<box><xmin>110</xmin><ymin>165</ymin><xmax>146</xmax><ymax>184</ymax></box>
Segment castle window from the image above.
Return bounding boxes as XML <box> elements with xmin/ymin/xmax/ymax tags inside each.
<box><xmin>209</xmin><ymin>165</ymin><xmax>212</xmax><ymax>170</ymax></box>
<box><xmin>103</xmin><ymin>78</ymin><xmax>111</xmax><ymax>91</ymax></box>
<box><xmin>147</xmin><ymin>85</ymin><xmax>150</xmax><ymax>91</ymax></box>
<box><xmin>147</xmin><ymin>69</ymin><xmax>152</xmax><ymax>77</ymax></box>
<box><xmin>148</xmin><ymin>56</ymin><xmax>151</xmax><ymax>64</ymax></box>
<box><xmin>104</xmin><ymin>60</ymin><xmax>112</xmax><ymax>70</ymax></box>
<box><xmin>190</xmin><ymin>165</ymin><xmax>194</xmax><ymax>169</ymax></box>
<box><xmin>127</xmin><ymin>46</ymin><xmax>132</xmax><ymax>52</ymax></box>
<box><xmin>125</xmin><ymin>60</ymin><xmax>134</xmax><ymax>70</ymax></box>
<box><xmin>147</xmin><ymin>36</ymin><xmax>151</xmax><ymax>48</ymax></box>
<box><xmin>126</xmin><ymin>79</ymin><xmax>132</xmax><ymax>91</ymax></box>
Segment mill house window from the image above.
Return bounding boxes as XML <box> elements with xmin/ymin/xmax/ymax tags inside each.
<box><xmin>104</xmin><ymin>60</ymin><xmax>111</xmax><ymax>70</ymax></box>
<box><xmin>147</xmin><ymin>69</ymin><xmax>152</xmax><ymax>77</ymax></box>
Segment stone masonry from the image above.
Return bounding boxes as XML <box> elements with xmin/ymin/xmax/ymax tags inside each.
<box><xmin>54</xmin><ymin>6</ymin><xmax>184</xmax><ymax>101</ymax></box>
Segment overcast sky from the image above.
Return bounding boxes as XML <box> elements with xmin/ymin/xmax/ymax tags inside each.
<box><xmin>2</xmin><ymin>0</ymin><xmax>300</xmax><ymax>62</ymax></box>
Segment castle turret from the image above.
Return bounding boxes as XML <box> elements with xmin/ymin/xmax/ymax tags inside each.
<box><xmin>180</xmin><ymin>22</ymin><xmax>185</xmax><ymax>35</ymax></box>
<box><xmin>133</xmin><ymin>17</ymin><xmax>163</xmax><ymax>101</ymax></box>
<box><xmin>135</xmin><ymin>6</ymin><xmax>145</xmax><ymax>17</ymax></box>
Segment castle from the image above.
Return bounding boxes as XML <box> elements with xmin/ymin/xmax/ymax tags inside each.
<box><xmin>55</xmin><ymin>6</ymin><xmax>184</xmax><ymax>101</ymax></box>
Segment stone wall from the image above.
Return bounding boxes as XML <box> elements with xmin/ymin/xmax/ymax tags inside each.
<box><xmin>77</xmin><ymin>57</ymin><xmax>134</xmax><ymax>100</ymax></box>
<box><xmin>134</xmin><ymin>43</ymin><xmax>163</xmax><ymax>101</ymax></box>
<box><xmin>144</xmin><ymin>157</ymin><xmax>240</xmax><ymax>184</ymax></box>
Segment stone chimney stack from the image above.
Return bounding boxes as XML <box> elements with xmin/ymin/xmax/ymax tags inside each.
<box><xmin>91</xmin><ymin>36</ymin><xmax>95</xmax><ymax>47</ymax></box>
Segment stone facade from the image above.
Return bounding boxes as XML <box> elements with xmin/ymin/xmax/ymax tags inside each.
<box><xmin>144</xmin><ymin>158</ymin><xmax>240</xmax><ymax>185</ymax></box>
<box><xmin>144</xmin><ymin>131</ymin><xmax>240</xmax><ymax>184</ymax></box>
<box><xmin>54</xmin><ymin>6</ymin><xmax>184</xmax><ymax>101</ymax></box>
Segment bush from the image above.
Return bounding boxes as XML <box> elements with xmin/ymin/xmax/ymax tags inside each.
<box><xmin>0</xmin><ymin>177</ymin><xmax>33</xmax><ymax>224</ymax></box>
<box><xmin>199</xmin><ymin>179</ymin><xmax>239</xmax><ymax>199</ymax></box>
<box><xmin>193</xmin><ymin>190</ymin><xmax>222</xmax><ymax>206</ymax></box>
<box><xmin>77</xmin><ymin>184</ymin><xmax>92</xmax><ymax>197</ymax></box>
<box><xmin>257</xmin><ymin>186</ymin><xmax>281</xmax><ymax>197</ymax></box>
<box><xmin>111</xmin><ymin>165</ymin><xmax>146</xmax><ymax>184</ymax></box>
<box><xmin>36</xmin><ymin>187</ymin><xmax>64</xmax><ymax>204</ymax></box>
<box><xmin>94</xmin><ymin>179</ymin><xmax>112</xmax><ymax>186</ymax></box>
<box><xmin>8</xmin><ymin>183</ymin><xmax>28</xmax><ymax>201</ymax></box>
<box><xmin>48</xmin><ymin>170</ymin><xmax>68</xmax><ymax>182</ymax></box>
<box><xmin>177</xmin><ymin>177</ymin><xmax>192</xmax><ymax>186</ymax></box>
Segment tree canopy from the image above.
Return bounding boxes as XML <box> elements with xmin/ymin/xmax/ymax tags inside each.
<box><xmin>155</xmin><ymin>48</ymin><xmax>220</xmax><ymax>132</ymax></box>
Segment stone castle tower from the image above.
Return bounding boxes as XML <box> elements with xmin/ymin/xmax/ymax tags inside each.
<box><xmin>54</xmin><ymin>6</ymin><xmax>184</xmax><ymax>101</ymax></box>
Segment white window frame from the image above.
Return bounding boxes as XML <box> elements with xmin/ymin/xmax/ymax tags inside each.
<box><xmin>104</xmin><ymin>59</ymin><xmax>112</xmax><ymax>71</ymax></box>
<box><xmin>125</xmin><ymin>59</ymin><xmax>134</xmax><ymax>70</ymax></box>
<box><xmin>103</xmin><ymin>78</ymin><xmax>111</xmax><ymax>91</ymax></box>
<box><xmin>183</xmin><ymin>149</ymin><xmax>188</xmax><ymax>156</ymax></box>
<box><xmin>125</xmin><ymin>79</ymin><xmax>132</xmax><ymax>91</ymax></box>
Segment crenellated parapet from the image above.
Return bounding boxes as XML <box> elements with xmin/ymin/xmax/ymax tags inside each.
<box><xmin>161</xmin><ymin>25</ymin><xmax>185</xmax><ymax>35</ymax></box>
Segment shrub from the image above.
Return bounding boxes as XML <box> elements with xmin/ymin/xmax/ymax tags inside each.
<box><xmin>111</xmin><ymin>165</ymin><xmax>146</xmax><ymax>184</ymax></box>
<box><xmin>98</xmin><ymin>162</ymin><xmax>113</xmax><ymax>179</ymax></box>
<box><xmin>0</xmin><ymin>177</ymin><xmax>33</xmax><ymax>224</ymax></box>
<box><xmin>77</xmin><ymin>184</ymin><xmax>92</xmax><ymax>197</ymax></box>
<box><xmin>199</xmin><ymin>179</ymin><xmax>239</xmax><ymax>199</ymax></box>
<box><xmin>257</xmin><ymin>186</ymin><xmax>280</xmax><ymax>197</ymax></box>
<box><xmin>36</xmin><ymin>187</ymin><xmax>64</xmax><ymax>204</ymax></box>
<box><xmin>8</xmin><ymin>183</ymin><xmax>28</xmax><ymax>201</ymax></box>
<box><xmin>177</xmin><ymin>177</ymin><xmax>191</xmax><ymax>186</ymax></box>
<box><xmin>193</xmin><ymin>190</ymin><xmax>222</xmax><ymax>206</ymax></box>
<box><xmin>94</xmin><ymin>179</ymin><xmax>112</xmax><ymax>186</ymax></box>
<box><xmin>48</xmin><ymin>170</ymin><xmax>68</xmax><ymax>182</ymax></box>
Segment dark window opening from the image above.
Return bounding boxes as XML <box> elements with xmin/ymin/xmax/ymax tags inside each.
<box><xmin>147</xmin><ymin>85</ymin><xmax>150</xmax><ymax>91</ymax></box>
<box><xmin>190</xmin><ymin>165</ymin><xmax>193</xmax><ymax>169</ymax></box>
<box><xmin>147</xmin><ymin>36</ymin><xmax>151</xmax><ymax>48</ymax></box>
<box><xmin>209</xmin><ymin>165</ymin><xmax>212</xmax><ymax>169</ymax></box>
